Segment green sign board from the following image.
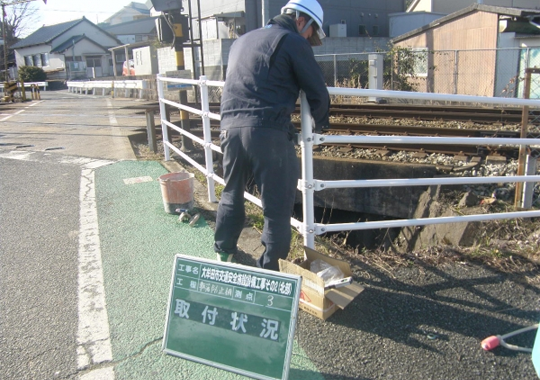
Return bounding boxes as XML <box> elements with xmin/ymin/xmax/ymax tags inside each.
<box><xmin>163</xmin><ymin>255</ymin><xmax>302</xmax><ymax>380</ymax></box>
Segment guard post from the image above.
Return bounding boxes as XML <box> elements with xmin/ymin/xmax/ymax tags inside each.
<box><xmin>3</xmin><ymin>81</ymin><xmax>17</xmax><ymax>102</ymax></box>
<box><xmin>20</xmin><ymin>79</ymin><xmax>26</xmax><ymax>101</ymax></box>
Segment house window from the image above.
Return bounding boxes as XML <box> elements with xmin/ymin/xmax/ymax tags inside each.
<box><xmin>86</xmin><ymin>56</ymin><xmax>102</xmax><ymax>68</ymax></box>
<box><xmin>372</xmin><ymin>25</ymin><xmax>379</xmax><ymax>36</ymax></box>
<box><xmin>41</xmin><ymin>53</ymin><xmax>49</xmax><ymax>67</ymax></box>
<box><xmin>358</xmin><ymin>25</ymin><xmax>367</xmax><ymax>36</ymax></box>
<box><xmin>24</xmin><ymin>55</ymin><xmax>33</xmax><ymax>66</ymax></box>
<box><xmin>412</xmin><ymin>48</ymin><xmax>428</xmax><ymax>76</ymax></box>
<box><xmin>33</xmin><ymin>54</ymin><xmax>42</xmax><ymax>67</ymax></box>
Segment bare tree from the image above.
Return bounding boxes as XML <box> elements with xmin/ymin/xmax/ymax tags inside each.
<box><xmin>3</xmin><ymin>2</ymin><xmax>40</xmax><ymax>45</ymax></box>
<box><xmin>1</xmin><ymin>1</ymin><xmax>40</xmax><ymax>78</ymax></box>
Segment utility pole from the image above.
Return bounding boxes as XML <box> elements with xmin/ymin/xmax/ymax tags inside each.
<box><xmin>1</xmin><ymin>0</ymin><xmax>47</xmax><ymax>80</ymax></box>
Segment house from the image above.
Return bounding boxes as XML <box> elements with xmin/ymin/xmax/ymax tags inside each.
<box><xmin>391</xmin><ymin>4</ymin><xmax>540</xmax><ymax>97</ymax></box>
<box><xmin>102</xmin><ymin>2</ymin><xmax>151</xmax><ymax>26</ymax></box>
<box><xmin>406</xmin><ymin>0</ymin><xmax>540</xmax><ymax>13</ymax></box>
<box><xmin>11</xmin><ymin>18</ymin><xmax>121</xmax><ymax>81</ymax></box>
<box><xmin>103</xmin><ymin>16</ymin><xmax>158</xmax><ymax>45</ymax></box>
<box><xmin>391</xmin><ymin>1</ymin><xmax>540</xmax><ymax>39</ymax></box>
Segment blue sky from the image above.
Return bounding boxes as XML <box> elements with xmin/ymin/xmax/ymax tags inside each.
<box><xmin>21</xmin><ymin>0</ymin><xmax>139</xmax><ymax>36</ymax></box>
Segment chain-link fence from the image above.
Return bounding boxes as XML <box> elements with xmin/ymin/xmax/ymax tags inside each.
<box><xmin>315</xmin><ymin>47</ymin><xmax>540</xmax><ymax>98</ymax></box>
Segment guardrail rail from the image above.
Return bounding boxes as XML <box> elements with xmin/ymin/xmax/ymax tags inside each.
<box><xmin>156</xmin><ymin>74</ymin><xmax>540</xmax><ymax>251</ymax></box>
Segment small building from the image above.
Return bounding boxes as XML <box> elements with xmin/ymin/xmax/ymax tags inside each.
<box><xmin>391</xmin><ymin>0</ymin><xmax>540</xmax><ymax>43</ymax></box>
<box><xmin>407</xmin><ymin>0</ymin><xmax>540</xmax><ymax>13</ymax></box>
<box><xmin>11</xmin><ymin>18</ymin><xmax>121</xmax><ymax>81</ymax></box>
<box><xmin>103</xmin><ymin>17</ymin><xmax>158</xmax><ymax>45</ymax></box>
<box><xmin>391</xmin><ymin>4</ymin><xmax>540</xmax><ymax>97</ymax></box>
<box><xmin>101</xmin><ymin>2</ymin><xmax>151</xmax><ymax>26</ymax></box>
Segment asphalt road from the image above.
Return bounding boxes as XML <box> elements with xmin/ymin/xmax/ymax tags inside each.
<box><xmin>0</xmin><ymin>91</ymin><xmax>539</xmax><ymax>379</ymax></box>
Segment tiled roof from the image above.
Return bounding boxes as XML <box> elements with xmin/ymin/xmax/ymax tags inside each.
<box><xmin>130</xmin><ymin>2</ymin><xmax>150</xmax><ymax>12</ymax></box>
<box><xmin>11</xmin><ymin>19</ymin><xmax>83</xmax><ymax>49</ymax></box>
<box><xmin>103</xmin><ymin>17</ymin><xmax>158</xmax><ymax>35</ymax></box>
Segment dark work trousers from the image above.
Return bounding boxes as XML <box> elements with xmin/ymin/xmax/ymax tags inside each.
<box><xmin>214</xmin><ymin>126</ymin><xmax>299</xmax><ymax>270</ymax></box>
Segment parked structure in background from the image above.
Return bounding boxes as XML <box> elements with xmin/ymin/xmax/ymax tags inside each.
<box><xmin>392</xmin><ymin>4</ymin><xmax>540</xmax><ymax>97</ymax></box>
<box><xmin>11</xmin><ymin>18</ymin><xmax>121</xmax><ymax>81</ymax></box>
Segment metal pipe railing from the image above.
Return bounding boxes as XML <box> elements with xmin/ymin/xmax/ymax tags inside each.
<box><xmin>157</xmin><ymin>75</ymin><xmax>540</xmax><ymax>251</ymax></box>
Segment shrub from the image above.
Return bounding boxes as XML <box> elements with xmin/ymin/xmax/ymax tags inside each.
<box><xmin>18</xmin><ymin>66</ymin><xmax>47</xmax><ymax>82</ymax></box>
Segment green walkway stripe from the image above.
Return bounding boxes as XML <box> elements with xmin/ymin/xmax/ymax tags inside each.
<box><xmin>96</xmin><ymin>161</ymin><xmax>323</xmax><ymax>379</ymax></box>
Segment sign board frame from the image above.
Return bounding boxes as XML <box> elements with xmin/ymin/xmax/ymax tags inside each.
<box><xmin>163</xmin><ymin>254</ymin><xmax>302</xmax><ymax>380</ymax></box>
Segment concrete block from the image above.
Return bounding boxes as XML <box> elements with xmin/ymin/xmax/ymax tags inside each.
<box><xmin>302</xmin><ymin>156</ymin><xmax>438</xmax><ymax>219</ymax></box>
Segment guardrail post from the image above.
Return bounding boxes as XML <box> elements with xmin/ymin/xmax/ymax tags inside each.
<box><xmin>515</xmin><ymin>68</ymin><xmax>532</xmax><ymax>207</ymax></box>
<box><xmin>146</xmin><ymin>109</ymin><xmax>157</xmax><ymax>153</ymax></box>
<box><xmin>20</xmin><ymin>79</ymin><xmax>26</xmax><ymax>101</ymax></box>
<box><xmin>333</xmin><ymin>54</ymin><xmax>337</xmax><ymax>87</ymax></box>
<box><xmin>140</xmin><ymin>80</ymin><xmax>147</xmax><ymax>99</ymax></box>
<box><xmin>199</xmin><ymin>75</ymin><xmax>217</xmax><ymax>203</ymax></box>
<box><xmin>521</xmin><ymin>154</ymin><xmax>537</xmax><ymax>209</ymax></box>
<box><xmin>299</xmin><ymin>91</ymin><xmax>316</xmax><ymax>252</ymax></box>
<box><xmin>157</xmin><ymin>74</ymin><xmax>171</xmax><ymax>161</ymax></box>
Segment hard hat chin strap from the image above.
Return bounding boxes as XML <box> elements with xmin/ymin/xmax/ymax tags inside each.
<box><xmin>299</xmin><ymin>17</ymin><xmax>314</xmax><ymax>34</ymax></box>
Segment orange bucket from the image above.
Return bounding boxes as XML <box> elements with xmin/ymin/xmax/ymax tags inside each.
<box><xmin>158</xmin><ymin>172</ymin><xmax>194</xmax><ymax>214</ymax></box>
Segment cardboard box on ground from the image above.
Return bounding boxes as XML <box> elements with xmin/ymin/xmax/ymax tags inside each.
<box><xmin>279</xmin><ymin>247</ymin><xmax>364</xmax><ymax>320</ymax></box>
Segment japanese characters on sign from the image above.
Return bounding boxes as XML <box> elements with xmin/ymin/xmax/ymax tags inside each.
<box><xmin>173</xmin><ymin>298</ymin><xmax>281</xmax><ymax>341</ymax></box>
<box><xmin>163</xmin><ymin>255</ymin><xmax>302</xmax><ymax>380</ymax></box>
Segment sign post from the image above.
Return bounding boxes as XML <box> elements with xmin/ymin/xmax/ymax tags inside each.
<box><xmin>163</xmin><ymin>255</ymin><xmax>302</xmax><ymax>380</ymax></box>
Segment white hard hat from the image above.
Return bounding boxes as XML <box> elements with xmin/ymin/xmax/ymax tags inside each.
<box><xmin>281</xmin><ymin>0</ymin><xmax>325</xmax><ymax>44</ymax></box>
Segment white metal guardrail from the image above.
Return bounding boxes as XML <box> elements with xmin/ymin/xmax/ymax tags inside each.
<box><xmin>0</xmin><ymin>81</ymin><xmax>48</xmax><ymax>92</ymax></box>
<box><xmin>156</xmin><ymin>74</ymin><xmax>540</xmax><ymax>250</ymax></box>
<box><xmin>66</xmin><ymin>80</ymin><xmax>149</xmax><ymax>98</ymax></box>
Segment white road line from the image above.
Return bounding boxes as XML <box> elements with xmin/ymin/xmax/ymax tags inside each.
<box><xmin>106</xmin><ymin>99</ymin><xmax>118</xmax><ymax>125</ymax></box>
<box><xmin>28</xmin><ymin>100</ymin><xmax>44</xmax><ymax>107</ymax></box>
<box><xmin>1</xmin><ymin>109</ymin><xmax>25</xmax><ymax>122</ymax></box>
<box><xmin>77</xmin><ymin>167</ymin><xmax>115</xmax><ymax>379</ymax></box>
<box><xmin>0</xmin><ymin>100</ymin><xmax>41</xmax><ymax>121</ymax></box>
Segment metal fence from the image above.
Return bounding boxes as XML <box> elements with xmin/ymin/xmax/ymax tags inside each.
<box><xmin>156</xmin><ymin>74</ymin><xmax>540</xmax><ymax>252</ymax></box>
<box><xmin>315</xmin><ymin>47</ymin><xmax>540</xmax><ymax>98</ymax></box>
<box><xmin>314</xmin><ymin>53</ymin><xmax>374</xmax><ymax>88</ymax></box>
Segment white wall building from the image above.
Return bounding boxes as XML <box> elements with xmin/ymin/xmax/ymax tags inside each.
<box><xmin>12</xmin><ymin>18</ymin><xmax>121</xmax><ymax>80</ymax></box>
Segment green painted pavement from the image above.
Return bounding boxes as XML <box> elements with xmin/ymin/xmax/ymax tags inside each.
<box><xmin>96</xmin><ymin>160</ymin><xmax>324</xmax><ymax>380</ymax></box>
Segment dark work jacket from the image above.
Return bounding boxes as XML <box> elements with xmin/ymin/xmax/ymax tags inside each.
<box><xmin>220</xmin><ymin>15</ymin><xmax>330</xmax><ymax>133</ymax></box>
